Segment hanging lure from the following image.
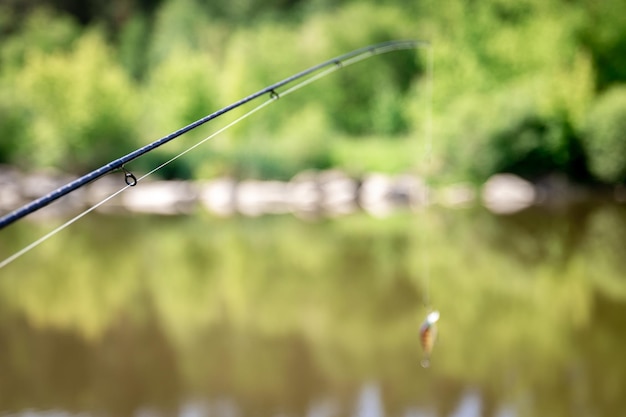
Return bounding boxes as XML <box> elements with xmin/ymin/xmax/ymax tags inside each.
<box><xmin>419</xmin><ymin>310</ymin><xmax>440</xmax><ymax>368</ymax></box>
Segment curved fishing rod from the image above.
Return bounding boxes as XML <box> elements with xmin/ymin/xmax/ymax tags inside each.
<box><xmin>0</xmin><ymin>39</ymin><xmax>425</xmax><ymax>230</ymax></box>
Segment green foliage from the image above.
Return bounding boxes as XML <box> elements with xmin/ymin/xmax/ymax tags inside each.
<box><xmin>0</xmin><ymin>9</ymin><xmax>80</xmax><ymax>72</ymax></box>
<box><xmin>142</xmin><ymin>48</ymin><xmax>219</xmax><ymax>139</ymax></box>
<box><xmin>582</xmin><ymin>86</ymin><xmax>626</xmax><ymax>183</ymax></box>
<box><xmin>0</xmin><ymin>9</ymin><xmax>81</xmax><ymax>165</ymax></box>
<box><xmin>577</xmin><ymin>0</ymin><xmax>626</xmax><ymax>90</ymax></box>
<box><xmin>307</xmin><ymin>3</ymin><xmax>419</xmax><ymax>136</ymax></box>
<box><xmin>414</xmin><ymin>0</ymin><xmax>599</xmax><ymax>184</ymax></box>
<box><xmin>331</xmin><ymin>135</ymin><xmax>418</xmax><ymax>175</ymax></box>
<box><xmin>236</xmin><ymin>105</ymin><xmax>335</xmax><ymax>179</ymax></box>
<box><xmin>438</xmin><ymin>84</ymin><xmax>585</xmax><ymax>183</ymax></box>
<box><xmin>117</xmin><ymin>14</ymin><xmax>152</xmax><ymax>80</ymax></box>
<box><xmin>9</xmin><ymin>31</ymin><xmax>139</xmax><ymax>170</ymax></box>
<box><xmin>0</xmin><ymin>95</ymin><xmax>28</xmax><ymax>164</ymax></box>
<box><xmin>0</xmin><ymin>0</ymin><xmax>625</xmax><ymax>183</ymax></box>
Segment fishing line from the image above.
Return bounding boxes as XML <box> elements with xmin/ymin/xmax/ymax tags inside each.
<box><xmin>422</xmin><ymin>44</ymin><xmax>434</xmax><ymax>310</ymax></box>
<box><xmin>0</xmin><ymin>98</ymin><xmax>275</xmax><ymax>269</ymax></box>
<box><xmin>418</xmin><ymin>44</ymin><xmax>439</xmax><ymax>368</ymax></box>
<box><xmin>0</xmin><ymin>41</ymin><xmax>429</xmax><ymax>269</ymax></box>
<box><xmin>0</xmin><ymin>40</ymin><xmax>424</xmax><ymax>230</ymax></box>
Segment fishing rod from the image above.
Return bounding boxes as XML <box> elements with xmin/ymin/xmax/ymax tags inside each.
<box><xmin>0</xmin><ymin>39</ymin><xmax>429</xmax><ymax>268</ymax></box>
<box><xmin>0</xmin><ymin>40</ymin><xmax>423</xmax><ymax>230</ymax></box>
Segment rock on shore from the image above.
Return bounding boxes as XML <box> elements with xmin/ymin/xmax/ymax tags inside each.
<box><xmin>0</xmin><ymin>166</ymin><xmax>609</xmax><ymax>220</ymax></box>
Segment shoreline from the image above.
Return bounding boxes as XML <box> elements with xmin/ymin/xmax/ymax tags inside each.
<box><xmin>0</xmin><ymin>166</ymin><xmax>622</xmax><ymax>221</ymax></box>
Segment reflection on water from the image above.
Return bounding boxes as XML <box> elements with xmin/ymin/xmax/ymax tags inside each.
<box><xmin>1</xmin><ymin>203</ymin><xmax>626</xmax><ymax>417</ymax></box>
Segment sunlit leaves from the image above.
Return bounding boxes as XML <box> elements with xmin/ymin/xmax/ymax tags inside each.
<box><xmin>9</xmin><ymin>31</ymin><xmax>138</xmax><ymax>170</ymax></box>
<box><xmin>582</xmin><ymin>86</ymin><xmax>626</xmax><ymax>183</ymax></box>
<box><xmin>0</xmin><ymin>0</ymin><xmax>624</xmax><ymax>183</ymax></box>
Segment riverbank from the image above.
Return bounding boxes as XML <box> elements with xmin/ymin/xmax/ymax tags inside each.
<box><xmin>0</xmin><ymin>165</ymin><xmax>621</xmax><ymax>221</ymax></box>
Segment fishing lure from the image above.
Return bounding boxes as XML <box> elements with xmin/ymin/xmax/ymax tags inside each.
<box><xmin>419</xmin><ymin>310</ymin><xmax>440</xmax><ymax>368</ymax></box>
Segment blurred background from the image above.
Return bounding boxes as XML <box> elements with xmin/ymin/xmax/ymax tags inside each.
<box><xmin>1</xmin><ymin>0</ymin><xmax>626</xmax><ymax>416</ymax></box>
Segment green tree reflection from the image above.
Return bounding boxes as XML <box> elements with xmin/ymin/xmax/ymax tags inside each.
<box><xmin>1</xmin><ymin>206</ymin><xmax>625</xmax><ymax>416</ymax></box>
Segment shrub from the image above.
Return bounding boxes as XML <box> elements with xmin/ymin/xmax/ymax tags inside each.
<box><xmin>437</xmin><ymin>84</ymin><xmax>579</xmax><ymax>183</ymax></box>
<box><xmin>582</xmin><ymin>86</ymin><xmax>626</xmax><ymax>183</ymax></box>
<box><xmin>0</xmin><ymin>9</ymin><xmax>80</xmax><ymax>73</ymax></box>
<box><xmin>13</xmin><ymin>31</ymin><xmax>139</xmax><ymax>171</ymax></box>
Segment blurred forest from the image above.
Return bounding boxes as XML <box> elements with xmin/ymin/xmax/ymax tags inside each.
<box><xmin>1</xmin><ymin>0</ymin><xmax>626</xmax><ymax>184</ymax></box>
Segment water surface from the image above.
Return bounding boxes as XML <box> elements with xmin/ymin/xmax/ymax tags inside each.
<box><xmin>1</xmin><ymin>203</ymin><xmax>625</xmax><ymax>417</ymax></box>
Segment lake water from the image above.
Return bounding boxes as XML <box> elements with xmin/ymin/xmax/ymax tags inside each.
<box><xmin>1</xmin><ymin>203</ymin><xmax>625</xmax><ymax>417</ymax></box>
